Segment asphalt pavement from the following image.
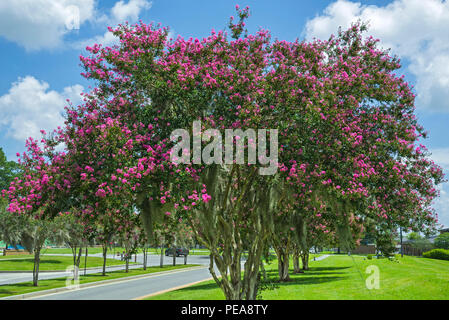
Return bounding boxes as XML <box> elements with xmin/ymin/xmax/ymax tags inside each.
<box><xmin>29</xmin><ymin>266</ymin><xmax>213</xmax><ymax>300</ymax></box>
<box><xmin>0</xmin><ymin>253</ymin><xmax>210</xmax><ymax>286</ymax></box>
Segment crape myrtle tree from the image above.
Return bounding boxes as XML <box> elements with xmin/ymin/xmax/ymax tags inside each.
<box><xmin>119</xmin><ymin>222</ymin><xmax>139</xmax><ymax>272</ymax></box>
<box><xmin>270</xmin><ymin>19</ymin><xmax>445</xmax><ymax>265</ymax></box>
<box><xmin>291</xmin><ymin>208</ymin><xmax>338</xmax><ymax>274</ymax></box>
<box><xmin>153</xmin><ymin>221</ymin><xmax>170</xmax><ymax>267</ymax></box>
<box><xmin>54</xmin><ymin>211</ymin><xmax>90</xmax><ymax>277</ymax></box>
<box><xmin>4</xmin><ymin>6</ymin><xmax>444</xmax><ymax>300</ymax></box>
<box><xmin>20</xmin><ymin>216</ymin><xmax>67</xmax><ymax>286</ymax></box>
<box><xmin>2</xmin><ymin>136</ymin><xmax>74</xmax><ymax>285</ymax></box>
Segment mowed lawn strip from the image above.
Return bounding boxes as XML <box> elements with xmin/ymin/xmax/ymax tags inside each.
<box><xmin>0</xmin><ymin>255</ymin><xmax>134</xmax><ymax>271</ymax></box>
<box><xmin>147</xmin><ymin>255</ymin><xmax>449</xmax><ymax>300</ymax></box>
<box><xmin>0</xmin><ymin>264</ymin><xmax>199</xmax><ymax>298</ymax></box>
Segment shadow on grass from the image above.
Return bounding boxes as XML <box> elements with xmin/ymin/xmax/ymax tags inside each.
<box><xmin>264</xmin><ymin>266</ymin><xmax>350</xmax><ymax>277</ymax></box>
<box><xmin>178</xmin><ymin>282</ymin><xmax>221</xmax><ymax>292</ymax></box>
<box><xmin>169</xmin><ymin>267</ymin><xmax>349</xmax><ymax>295</ymax></box>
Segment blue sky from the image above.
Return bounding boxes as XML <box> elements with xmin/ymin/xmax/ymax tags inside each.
<box><xmin>0</xmin><ymin>0</ymin><xmax>448</xmax><ymax>227</ymax></box>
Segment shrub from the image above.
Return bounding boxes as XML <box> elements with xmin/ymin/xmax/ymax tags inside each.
<box><xmin>422</xmin><ymin>249</ymin><xmax>449</xmax><ymax>261</ymax></box>
<box><xmin>367</xmin><ymin>254</ymin><xmax>373</xmax><ymax>260</ymax></box>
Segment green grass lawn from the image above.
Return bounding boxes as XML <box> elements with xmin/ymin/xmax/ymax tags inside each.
<box><xmin>0</xmin><ymin>264</ymin><xmax>199</xmax><ymax>298</ymax></box>
<box><xmin>147</xmin><ymin>255</ymin><xmax>449</xmax><ymax>300</ymax></box>
<box><xmin>0</xmin><ymin>255</ymin><xmax>34</xmax><ymax>260</ymax></box>
<box><xmin>0</xmin><ymin>255</ymin><xmax>133</xmax><ymax>271</ymax></box>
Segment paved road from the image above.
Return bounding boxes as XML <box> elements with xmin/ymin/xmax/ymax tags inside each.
<box><xmin>0</xmin><ymin>253</ymin><xmax>210</xmax><ymax>286</ymax></box>
<box><xmin>28</xmin><ymin>254</ymin><xmax>331</xmax><ymax>300</ymax></box>
<box><xmin>30</xmin><ymin>266</ymin><xmax>214</xmax><ymax>300</ymax></box>
<box><xmin>2</xmin><ymin>254</ymin><xmax>330</xmax><ymax>300</ymax></box>
<box><xmin>314</xmin><ymin>254</ymin><xmax>330</xmax><ymax>261</ymax></box>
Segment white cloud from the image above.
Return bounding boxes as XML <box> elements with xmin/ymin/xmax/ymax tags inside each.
<box><xmin>0</xmin><ymin>0</ymin><xmax>152</xmax><ymax>51</ymax></box>
<box><xmin>74</xmin><ymin>29</ymin><xmax>120</xmax><ymax>50</ymax></box>
<box><xmin>430</xmin><ymin>147</ymin><xmax>449</xmax><ymax>172</ymax></box>
<box><xmin>429</xmin><ymin>147</ymin><xmax>449</xmax><ymax>228</ymax></box>
<box><xmin>0</xmin><ymin>0</ymin><xmax>95</xmax><ymax>51</ymax></box>
<box><xmin>433</xmin><ymin>184</ymin><xmax>449</xmax><ymax>229</ymax></box>
<box><xmin>0</xmin><ymin>76</ymin><xmax>83</xmax><ymax>142</ymax></box>
<box><xmin>72</xmin><ymin>0</ymin><xmax>152</xmax><ymax>50</ymax></box>
<box><xmin>304</xmin><ymin>0</ymin><xmax>449</xmax><ymax>113</ymax></box>
<box><xmin>111</xmin><ymin>0</ymin><xmax>152</xmax><ymax>23</ymax></box>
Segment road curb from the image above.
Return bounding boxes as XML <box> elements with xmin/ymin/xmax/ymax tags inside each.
<box><xmin>0</xmin><ymin>265</ymin><xmax>207</xmax><ymax>300</ymax></box>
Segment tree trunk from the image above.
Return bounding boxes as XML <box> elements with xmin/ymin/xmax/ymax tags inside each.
<box><xmin>260</xmin><ymin>260</ymin><xmax>267</xmax><ymax>281</ymax></box>
<box><xmin>206</xmin><ymin>231</ymin><xmax>265</xmax><ymax>301</ymax></box>
<box><xmin>172</xmin><ymin>248</ymin><xmax>176</xmax><ymax>266</ymax></box>
<box><xmin>74</xmin><ymin>247</ymin><xmax>82</xmax><ymax>280</ymax></box>
<box><xmin>71</xmin><ymin>245</ymin><xmax>77</xmax><ymax>268</ymax></box>
<box><xmin>301</xmin><ymin>252</ymin><xmax>309</xmax><ymax>270</ymax></box>
<box><xmin>143</xmin><ymin>247</ymin><xmax>147</xmax><ymax>270</ymax></box>
<box><xmin>160</xmin><ymin>245</ymin><xmax>164</xmax><ymax>267</ymax></box>
<box><xmin>277</xmin><ymin>250</ymin><xmax>290</xmax><ymax>282</ymax></box>
<box><xmin>102</xmin><ymin>245</ymin><xmax>108</xmax><ymax>276</ymax></box>
<box><xmin>293</xmin><ymin>249</ymin><xmax>303</xmax><ymax>274</ymax></box>
<box><xmin>125</xmin><ymin>256</ymin><xmax>129</xmax><ymax>273</ymax></box>
<box><xmin>184</xmin><ymin>254</ymin><xmax>187</xmax><ymax>265</ymax></box>
<box><xmin>32</xmin><ymin>247</ymin><xmax>41</xmax><ymax>287</ymax></box>
<box><xmin>84</xmin><ymin>247</ymin><xmax>88</xmax><ymax>276</ymax></box>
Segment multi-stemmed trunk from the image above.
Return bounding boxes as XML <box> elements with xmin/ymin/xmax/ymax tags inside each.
<box><xmin>32</xmin><ymin>248</ymin><xmax>41</xmax><ymax>287</ymax></box>
<box><xmin>292</xmin><ymin>248</ymin><xmax>303</xmax><ymax>274</ymax></box>
<box><xmin>272</xmin><ymin>233</ymin><xmax>292</xmax><ymax>282</ymax></box>
<box><xmin>71</xmin><ymin>246</ymin><xmax>83</xmax><ymax>280</ymax></box>
<box><xmin>276</xmin><ymin>249</ymin><xmax>290</xmax><ymax>282</ymax></box>
<box><xmin>301</xmin><ymin>251</ymin><xmax>309</xmax><ymax>271</ymax></box>
<box><xmin>187</xmin><ymin>166</ymin><xmax>272</xmax><ymax>300</ymax></box>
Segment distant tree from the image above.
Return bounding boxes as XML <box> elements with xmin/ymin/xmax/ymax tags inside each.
<box><xmin>375</xmin><ymin>228</ymin><xmax>397</xmax><ymax>257</ymax></box>
<box><xmin>407</xmin><ymin>232</ymin><xmax>423</xmax><ymax>241</ymax></box>
<box><xmin>409</xmin><ymin>238</ymin><xmax>434</xmax><ymax>252</ymax></box>
<box><xmin>434</xmin><ymin>233</ymin><xmax>449</xmax><ymax>250</ymax></box>
<box><xmin>0</xmin><ymin>206</ymin><xmax>25</xmax><ymax>253</ymax></box>
<box><xmin>0</xmin><ymin>147</ymin><xmax>20</xmax><ymax>206</ymax></box>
